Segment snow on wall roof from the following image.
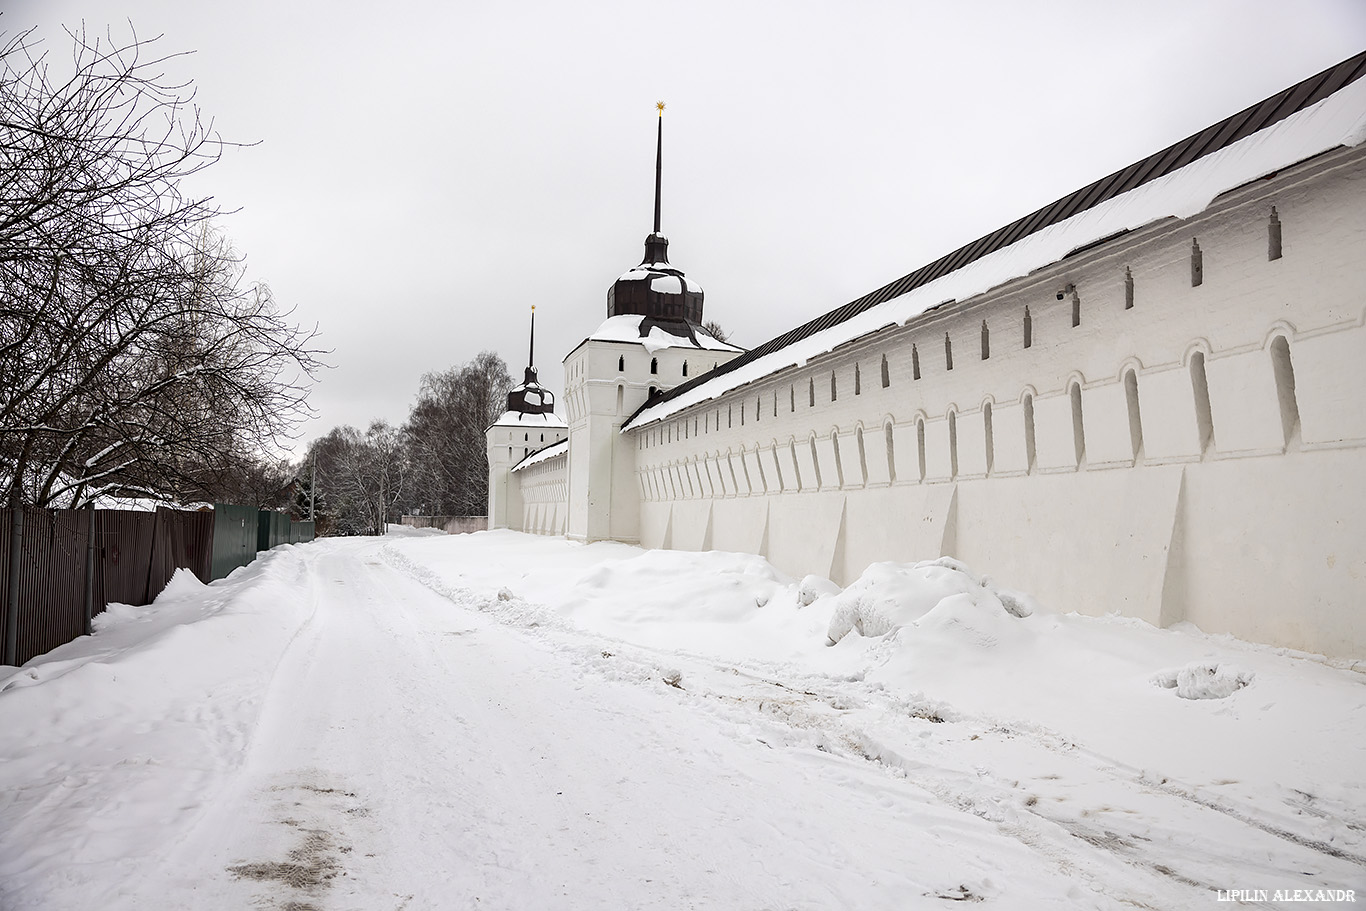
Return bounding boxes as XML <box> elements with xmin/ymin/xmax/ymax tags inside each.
<box><xmin>490</xmin><ymin>409</ymin><xmax>569</xmax><ymax>429</ymax></box>
<box><xmin>582</xmin><ymin>314</ymin><xmax>743</xmax><ymax>354</ymax></box>
<box><xmin>510</xmin><ymin>437</ymin><xmax>568</xmax><ymax>472</ymax></box>
<box><xmin>623</xmin><ymin>52</ymin><xmax>1366</xmax><ymax>431</ymax></box>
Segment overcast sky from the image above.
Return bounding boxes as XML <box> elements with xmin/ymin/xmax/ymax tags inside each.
<box><xmin>6</xmin><ymin>0</ymin><xmax>1365</xmax><ymax>456</ymax></box>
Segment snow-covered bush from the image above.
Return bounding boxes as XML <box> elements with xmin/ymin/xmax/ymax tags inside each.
<box><xmin>825</xmin><ymin>558</ymin><xmax>1030</xmax><ymax>646</ymax></box>
<box><xmin>797</xmin><ymin>575</ymin><xmax>840</xmax><ymax>606</ymax></box>
<box><xmin>1152</xmin><ymin>662</ymin><xmax>1253</xmax><ymax>699</ymax></box>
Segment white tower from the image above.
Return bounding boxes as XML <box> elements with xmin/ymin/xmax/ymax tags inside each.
<box><xmin>564</xmin><ymin>103</ymin><xmax>743</xmax><ymax>542</ymax></box>
<box><xmin>486</xmin><ymin>306</ymin><xmax>568</xmax><ymax>531</ymax></box>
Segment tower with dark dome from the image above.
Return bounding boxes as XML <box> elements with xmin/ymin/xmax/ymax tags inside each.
<box><xmin>485</xmin><ymin>305</ymin><xmax>567</xmax><ymax>532</ymax></box>
<box><xmin>605</xmin><ymin>102</ymin><xmax>709</xmax><ymax>337</ymax></box>
<box><xmin>560</xmin><ymin>103</ymin><xmax>745</xmax><ymax>544</ymax></box>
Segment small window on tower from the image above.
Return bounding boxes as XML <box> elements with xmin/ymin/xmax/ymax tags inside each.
<box><xmin>618</xmin><ymin>356</ymin><xmax>625</xmax><ymax>371</ymax></box>
<box><xmin>682</xmin><ymin>361</ymin><xmax>688</xmax><ymax>377</ymax></box>
<box><xmin>650</xmin><ymin>357</ymin><xmax>658</xmax><ymax>374</ymax></box>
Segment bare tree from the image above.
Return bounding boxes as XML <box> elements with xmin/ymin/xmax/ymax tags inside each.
<box><xmin>186</xmin><ymin>447</ymin><xmax>295</xmax><ymax>511</ymax></box>
<box><xmin>0</xmin><ymin>26</ymin><xmax>322</xmax><ymax>507</ymax></box>
<box><xmin>300</xmin><ymin>427</ymin><xmax>359</xmax><ymax>534</ymax></box>
<box><xmin>404</xmin><ymin>351</ymin><xmax>511</xmax><ymax>517</ymax></box>
<box><xmin>304</xmin><ymin>422</ymin><xmax>408</xmax><ymax>535</ymax></box>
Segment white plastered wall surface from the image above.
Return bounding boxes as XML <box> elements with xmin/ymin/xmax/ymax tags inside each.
<box><xmin>614</xmin><ymin>75</ymin><xmax>1366</xmax><ymax>659</ymax></box>
<box><xmin>511</xmin><ymin>440</ymin><xmax>569</xmax><ymax>536</ymax></box>
<box><xmin>626</xmin><ymin>75</ymin><xmax>1366</xmax><ymax>431</ymax></box>
<box><xmin>486</xmin><ymin>411</ymin><xmax>568</xmax><ymax>533</ymax></box>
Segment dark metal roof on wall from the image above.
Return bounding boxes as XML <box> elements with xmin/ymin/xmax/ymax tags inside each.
<box><xmin>631</xmin><ymin>50</ymin><xmax>1366</xmax><ymax>424</ymax></box>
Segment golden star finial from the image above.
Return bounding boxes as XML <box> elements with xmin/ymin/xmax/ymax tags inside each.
<box><xmin>656</xmin><ymin>100</ymin><xmax>666</xmax><ymax>116</ymax></box>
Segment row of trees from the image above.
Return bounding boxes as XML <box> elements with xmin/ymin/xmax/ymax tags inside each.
<box><xmin>1</xmin><ymin>26</ymin><xmax>321</xmax><ymax>508</ymax></box>
<box><xmin>298</xmin><ymin>352</ymin><xmax>512</xmax><ymax>536</ymax></box>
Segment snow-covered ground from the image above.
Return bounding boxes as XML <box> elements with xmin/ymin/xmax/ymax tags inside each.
<box><xmin>1</xmin><ymin>530</ymin><xmax>1363</xmax><ymax>910</ymax></box>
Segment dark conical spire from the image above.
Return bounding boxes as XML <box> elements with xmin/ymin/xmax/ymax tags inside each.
<box><xmin>653</xmin><ymin>102</ymin><xmax>663</xmax><ymax>234</ymax></box>
<box><xmin>605</xmin><ymin>102</ymin><xmax>704</xmax><ymax>326</ymax></box>
<box><xmin>526</xmin><ymin>305</ymin><xmax>536</xmax><ymax>380</ymax></box>
<box><xmin>506</xmin><ymin>305</ymin><xmax>554</xmax><ymax>414</ymax></box>
<box><xmin>643</xmin><ymin>101</ymin><xmax>669</xmax><ymax>266</ymax></box>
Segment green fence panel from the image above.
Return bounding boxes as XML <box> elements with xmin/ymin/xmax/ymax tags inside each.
<box><xmin>251</xmin><ymin>511</ymin><xmax>317</xmax><ymax>556</ymax></box>
<box><xmin>212</xmin><ymin>504</ymin><xmax>258</xmax><ymax>581</ymax></box>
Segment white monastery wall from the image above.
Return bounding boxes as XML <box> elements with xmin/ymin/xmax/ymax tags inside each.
<box><xmin>513</xmin><ymin>445</ymin><xmax>569</xmax><ymax>536</ymax></box>
<box><xmin>627</xmin><ymin>146</ymin><xmax>1366</xmax><ymax>658</ymax></box>
<box><xmin>563</xmin><ymin>334</ymin><xmax>739</xmax><ymax>544</ymax></box>
<box><xmin>488</xmin><ymin>419</ymin><xmax>567</xmax><ymax>533</ymax></box>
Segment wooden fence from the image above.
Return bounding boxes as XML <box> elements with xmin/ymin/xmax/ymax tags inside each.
<box><xmin>1</xmin><ymin>505</ymin><xmax>315</xmax><ymax>667</ymax></box>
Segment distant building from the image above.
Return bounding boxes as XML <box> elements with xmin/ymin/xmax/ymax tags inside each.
<box><xmin>489</xmin><ymin>55</ymin><xmax>1366</xmax><ymax>658</ymax></box>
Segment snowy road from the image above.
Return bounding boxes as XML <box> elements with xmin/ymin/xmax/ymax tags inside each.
<box><xmin>2</xmin><ymin>532</ymin><xmax>1363</xmax><ymax>909</ymax></box>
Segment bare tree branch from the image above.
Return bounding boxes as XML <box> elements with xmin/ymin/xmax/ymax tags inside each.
<box><xmin>0</xmin><ymin>26</ymin><xmax>322</xmax><ymax>508</ymax></box>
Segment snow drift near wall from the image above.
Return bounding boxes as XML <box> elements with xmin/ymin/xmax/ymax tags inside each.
<box><xmin>824</xmin><ymin>558</ymin><xmax>1036</xmax><ymax>646</ymax></box>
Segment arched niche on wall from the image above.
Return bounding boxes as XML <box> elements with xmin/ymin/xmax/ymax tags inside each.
<box><xmin>979</xmin><ymin>395</ymin><xmax>996</xmax><ymax>476</ymax></box>
<box><xmin>1019</xmin><ymin>386</ymin><xmax>1039</xmax><ymax>474</ymax></box>
<box><xmin>1182</xmin><ymin>341</ymin><xmax>1215</xmax><ymax>454</ymax></box>
<box><xmin>883</xmin><ymin>418</ymin><xmax>897</xmax><ymax>484</ymax></box>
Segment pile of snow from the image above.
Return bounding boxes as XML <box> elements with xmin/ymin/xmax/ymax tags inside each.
<box><xmin>566</xmin><ymin>548</ymin><xmax>788</xmax><ymax>625</ymax></box>
<box><xmin>825</xmin><ymin>558</ymin><xmax>1036</xmax><ymax>646</ymax></box>
<box><xmin>797</xmin><ymin>574</ymin><xmax>839</xmax><ymax>606</ymax></box>
<box><xmin>158</xmin><ymin>566</ymin><xmax>209</xmax><ymax>600</ymax></box>
<box><xmin>89</xmin><ymin>602</ymin><xmax>141</xmax><ymax>633</ymax></box>
<box><xmin>1152</xmin><ymin>662</ymin><xmax>1254</xmax><ymax>699</ymax></box>
<box><xmin>386</xmin><ymin>531</ymin><xmax>1366</xmax><ymax>809</ymax></box>
<box><xmin>90</xmin><ymin>568</ymin><xmax>210</xmax><ymax>634</ymax></box>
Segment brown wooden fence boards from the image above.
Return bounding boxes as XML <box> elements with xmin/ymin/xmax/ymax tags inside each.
<box><xmin>2</xmin><ymin>505</ymin><xmax>266</xmax><ymax>667</ymax></box>
<box><xmin>148</xmin><ymin>508</ymin><xmax>213</xmax><ymax>595</ymax></box>
<box><xmin>94</xmin><ymin>509</ymin><xmax>158</xmax><ymax>608</ymax></box>
<box><xmin>0</xmin><ymin>509</ymin><xmax>92</xmax><ymax>666</ymax></box>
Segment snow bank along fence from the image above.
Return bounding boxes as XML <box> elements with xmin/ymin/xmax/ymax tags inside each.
<box><xmin>400</xmin><ymin>515</ymin><xmax>489</xmax><ymax>534</ymax></box>
<box><xmin>208</xmin><ymin>505</ymin><xmax>313</xmax><ymax>579</ymax></box>
<box><xmin>1</xmin><ymin>505</ymin><xmax>315</xmax><ymax>667</ymax></box>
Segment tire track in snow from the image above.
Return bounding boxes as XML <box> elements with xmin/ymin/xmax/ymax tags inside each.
<box><xmin>381</xmin><ymin>546</ymin><xmax>1207</xmax><ymax>909</ymax></box>
<box><xmin>383</xmin><ymin>541</ymin><xmax>1366</xmax><ymax>907</ymax></box>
